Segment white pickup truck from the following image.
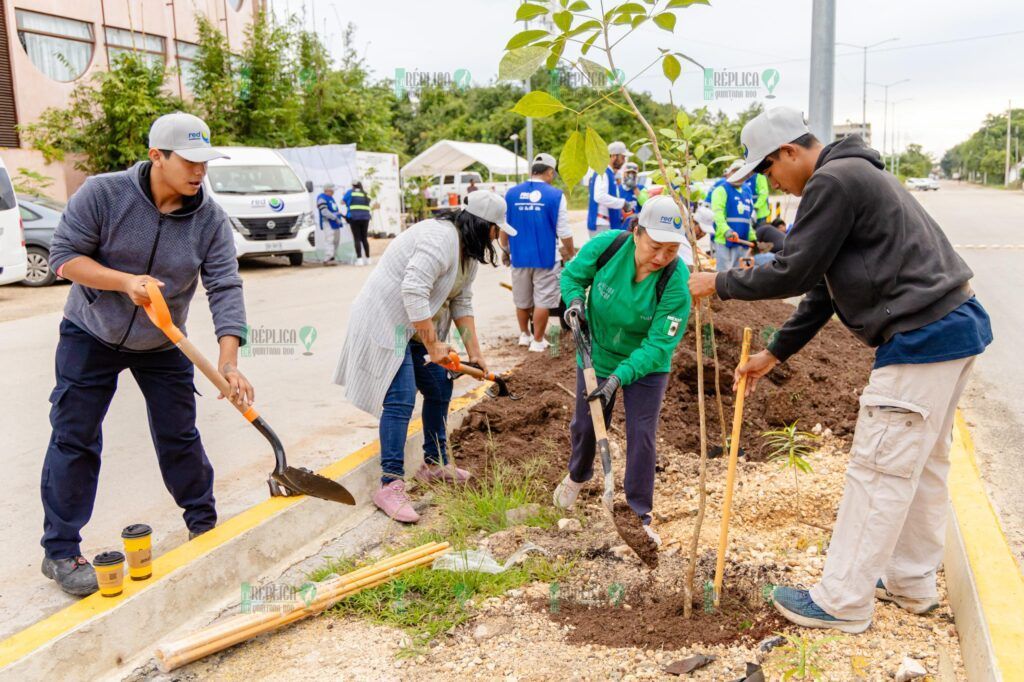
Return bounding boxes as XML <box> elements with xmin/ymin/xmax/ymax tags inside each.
<box><xmin>423</xmin><ymin>172</ymin><xmax>517</xmax><ymax>206</ymax></box>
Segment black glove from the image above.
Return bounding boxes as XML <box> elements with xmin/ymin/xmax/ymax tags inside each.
<box><xmin>587</xmin><ymin>375</ymin><xmax>621</xmax><ymax>409</ymax></box>
<box><xmin>564</xmin><ymin>298</ymin><xmax>586</xmax><ymax>327</ymax></box>
<box><xmin>624</xmin><ymin>200</ymin><xmax>638</xmax><ymax>213</ymax></box>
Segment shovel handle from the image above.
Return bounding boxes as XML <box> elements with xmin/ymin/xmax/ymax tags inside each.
<box><xmin>142</xmin><ymin>282</ymin><xmax>260</xmax><ymax>423</ymax></box>
<box><xmin>440</xmin><ymin>352</ymin><xmax>495</xmax><ymax>382</ymax></box>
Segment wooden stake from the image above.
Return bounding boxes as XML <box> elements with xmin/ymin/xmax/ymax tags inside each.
<box><xmin>713</xmin><ymin>328</ymin><xmax>753</xmax><ymax>609</ymax></box>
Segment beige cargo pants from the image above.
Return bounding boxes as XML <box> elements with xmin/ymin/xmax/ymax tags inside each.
<box><xmin>810</xmin><ymin>355</ymin><xmax>976</xmax><ymax>621</ymax></box>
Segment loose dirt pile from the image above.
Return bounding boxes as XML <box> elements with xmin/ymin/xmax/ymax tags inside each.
<box><xmin>612</xmin><ymin>501</ymin><xmax>659</xmax><ymax>568</ymax></box>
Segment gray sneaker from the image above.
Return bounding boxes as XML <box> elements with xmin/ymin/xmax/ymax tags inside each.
<box><xmin>875</xmin><ymin>579</ymin><xmax>939</xmax><ymax>615</ymax></box>
<box><xmin>41</xmin><ymin>555</ymin><xmax>99</xmax><ymax>597</ymax></box>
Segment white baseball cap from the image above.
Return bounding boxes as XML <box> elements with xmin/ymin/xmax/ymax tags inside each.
<box><xmin>728</xmin><ymin>107</ymin><xmax>811</xmax><ymax>183</ymax></box>
<box><xmin>465</xmin><ymin>190</ymin><xmax>517</xmax><ymax>236</ymax></box>
<box><xmin>608</xmin><ymin>140</ymin><xmax>631</xmax><ymax>156</ymax></box>
<box><xmin>532</xmin><ymin>152</ymin><xmax>557</xmax><ymax>170</ymax></box>
<box><xmin>624</xmin><ymin>161</ymin><xmax>639</xmax><ymax>172</ymax></box>
<box><xmin>148</xmin><ymin>112</ymin><xmax>228</xmax><ymax>163</ymax></box>
<box><xmin>637</xmin><ymin>195</ymin><xmax>686</xmax><ymax>244</ymax></box>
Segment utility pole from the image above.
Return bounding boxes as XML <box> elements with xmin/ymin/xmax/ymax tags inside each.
<box><xmin>836</xmin><ymin>37</ymin><xmax>898</xmax><ymax>139</ymax></box>
<box><xmin>1005</xmin><ymin>100</ymin><xmax>1012</xmax><ymax>186</ymax></box>
<box><xmin>869</xmin><ymin>79</ymin><xmax>909</xmax><ymax>172</ymax></box>
<box><xmin>808</xmin><ymin>0</ymin><xmax>836</xmax><ymax>143</ymax></box>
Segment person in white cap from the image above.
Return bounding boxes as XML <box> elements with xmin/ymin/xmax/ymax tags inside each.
<box><xmin>690</xmin><ymin>107</ymin><xmax>992</xmax><ymax>633</ymax></box>
<box><xmin>500</xmin><ymin>152</ymin><xmax>575</xmax><ymax>352</ymax></box>
<box><xmin>554</xmin><ymin>195</ymin><xmax>692</xmax><ymax>546</ymax></box>
<box><xmin>40</xmin><ymin>112</ymin><xmax>250</xmax><ymax>597</ymax></box>
<box><xmin>316</xmin><ymin>183</ymin><xmax>346</xmax><ymax>265</ymax></box>
<box><xmin>706</xmin><ymin>159</ymin><xmax>756</xmax><ymax>271</ymax></box>
<box><xmin>334</xmin><ymin>190</ymin><xmax>516</xmax><ymax>524</ymax></box>
<box><xmin>586</xmin><ymin>140</ymin><xmax>631</xmax><ymax>238</ymax></box>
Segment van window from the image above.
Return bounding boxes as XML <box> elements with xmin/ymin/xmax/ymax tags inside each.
<box><xmin>207</xmin><ymin>165</ymin><xmax>305</xmax><ymax>194</ymax></box>
<box><xmin>460</xmin><ymin>174</ymin><xmax>479</xmax><ymax>184</ymax></box>
<box><xmin>0</xmin><ymin>169</ymin><xmax>16</xmax><ymax>211</ymax></box>
<box><xmin>442</xmin><ymin>175</ymin><xmax>454</xmax><ymax>185</ymax></box>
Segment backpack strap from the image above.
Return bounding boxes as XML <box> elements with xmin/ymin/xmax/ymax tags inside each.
<box><xmin>655</xmin><ymin>257</ymin><xmax>679</xmax><ymax>305</ymax></box>
<box><xmin>595</xmin><ymin>231</ymin><xmax>631</xmax><ymax>270</ymax></box>
<box><xmin>595</xmin><ymin>231</ymin><xmax>679</xmax><ymax>304</ymax></box>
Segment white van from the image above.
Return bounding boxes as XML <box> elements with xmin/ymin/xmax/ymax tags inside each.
<box><xmin>205</xmin><ymin>147</ymin><xmax>314</xmax><ymax>266</ymax></box>
<box><xmin>0</xmin><ymin>157</ymin><xmax>27</xmax><ymax>286</ymax></box>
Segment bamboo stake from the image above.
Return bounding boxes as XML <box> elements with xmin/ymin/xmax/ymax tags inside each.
<box><xmin>155</xmin><ymin>542</ymin><xmax>449</xmax><ymax>672</ymax></box>
<box><xmin>713</xmin><ymin>328</ymin><xmax>753</xmax><ymax>609</ymax></box>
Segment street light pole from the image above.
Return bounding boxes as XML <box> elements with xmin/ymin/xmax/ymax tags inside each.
<box><xmin>510</xmin><ymin>133</ymin><xmax>520</xmax><ymax>183</ymax></box>
<box><xmin>808</xmin><ymin>0</ymin><xmax>837</xmax><ymax>143</ymax></box>
<box><xmin>869</xmin><ymin>78</ymin><xmax>909</xmax><ymax>172</ymax></box>
<box><xmin>837</xmin><ymin>37</ymin><xmax>898</xmax><ymax>141</ymax></box>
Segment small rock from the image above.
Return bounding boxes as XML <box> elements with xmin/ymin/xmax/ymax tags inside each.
<box><xmin>505</xmin><ymin>503</ymin><xmax>541</xmax><ymax>525</ymax></box>
<box><xmin>895</xmin><ymin>657</ymin><xmax>927</xmax><ymax>681</ymax></box>
<box><xmin>557</xmin><ymin>518</ymin><xmax>583</xmax><ymax>533</ymax></box>
<box><xmin>610</xmin><ymin>544</ymin><xmax>633</xmax><ymax>559</ymax></box>
<box><xmin>812</xmin><ymin>423</ymin><xmax>823</xmax><ymax>435</ymax></box>
<box><xmin>806</xmin><ymin>545</ymin><xmax>819</xmax><ymax>556</ymax></box>
<box><xmin>473</xmin><ymin>618</ymin><xmax>508</xmax><ymax>641</ymax></box>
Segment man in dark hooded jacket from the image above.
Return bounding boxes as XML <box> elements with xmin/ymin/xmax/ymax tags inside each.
<box><xmin>690</xmin><ymin>108</ymin><xmax>992</xmax><ymax>633</ymax></box>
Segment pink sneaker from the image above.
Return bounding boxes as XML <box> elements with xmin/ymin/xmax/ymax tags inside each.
<box><xmin>372</xmin><ymin>479</ymin><xmax>420</xmax><ymax>523</ymax></box>
<box><xmin>414</xmin><ymin>463</ymin><xmax>472</xmax><ymax>484</ymax></box>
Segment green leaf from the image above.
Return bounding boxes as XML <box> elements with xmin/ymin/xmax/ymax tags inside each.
<box><xmin>584</xmin><ymin>126</ymin><xmax>608</xmax><ymax>172</ymax></box>
<box><xmin>498</xmin><ymin>46</ymin><xmax>549</xmax><ymax>81</ymax></box>
<box><xmin>662</xmin><ymin>54</ymin><xmax>681</xmax><ymax>83</ymax></box>
<box><xmin>658</xmin><ymin>127</ymin><xmax>678</xmax><ymax>139</ymax></box>
<box><xmin>505</xmin><ymin>29</ymin><xmax>550</xmax><ymax>50</ymax></box>
<box><xmin>510</xmin><ymin>90</ymin><xmax>567</xmax><ymax>118</ymax></box>
<box><xmin>694</xmin><ymin>143</ymin><xmax>705</xmax><ymax>158</ymax></box>
<box><xmin>612</xmin><ymin>13</ymin><xmax>634</xmax><ymax>24</ymax></box>
<box><xmin>667</xmin><ymin>0</ymin><xmax>710</xmax><ymax>6</ymax></box>
<box><xmin>578</xmin><ymin>57</ymin><xmax>609</xmax><ymax>85</ymax></box>
<box><xmin>553</xmin><ymin>10</ymin><xmax>573</xmax><ymax>32</ymax></box>
<box><xmin>615</xmin><ymin>2</ymin><xmax>646</xmax><ymax>13</ymax></box>
<box><xmin>545</xmin><ymin>38</ymin><xmax>566</xmax><ymax>70</ymax></box>
<box><xmin>569</xmin><ymin>19</ymin><xmax>601</xmax><ymax>35</ymax></box>
<box><xmin>568</xmin><ymin>0</ymin><xmax>590</xmax><ymax>9</ymax></box>
<box><xmin>581</xmin><ymin>31</ymin><xmax>600</xmax><ymax>55</ymax></box>
<box><xmin>676</xmin><ymin>110</ymin><xmax>690</xmax><ymax>129</ymax></box>
<box><xmin>653</xmin><ymin>12</ymin><xmax>676</xmax><ymax>31</ymax></box>
<box><xmin>631</xmin><ymin>15</ymin><xmax>647</xmax><ymax>28</ymax></box>
<box><xmin>559</xmin><ymin>131</ymin><xmax>589</xmax><ymax>190</ymax></box>
<box><xmin>690</xmin><ymin>163</ymin><xmax>707</xmax><ymax>181</ymax></box>
<box><xmin>515</xmin><ymin>2</ymin><xmax>551</xmax><ymax>21</ymax></box>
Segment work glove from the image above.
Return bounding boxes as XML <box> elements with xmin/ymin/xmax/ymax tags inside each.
<box><xmin>564</xmin><ymin>298</ymin><xmax>586</xmax><ymax>327</ymax></box>
<box><xmin>587</xmin><ymin>375</ymin><xmax>621</xmax><ymax>409</ymax></box>
<box><xmin>725</xmin><ymin>229</ymin><xmax>739</xmax><ymax>242</ymax></box>
<box><xmin>624</xmin><ymin>200</ymin><xmax>638</xmax><ymax>213</ymax></box>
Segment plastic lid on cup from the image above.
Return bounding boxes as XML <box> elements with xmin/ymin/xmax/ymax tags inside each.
<box><xmin>121</xmin><ymin>524</ymin><xmax>153</xmax><ymax>539</ymax></box>
<box><xmin>94</xmin><ymin>551</ymin><xmax>125</xmax><ymax>566</ymax></box>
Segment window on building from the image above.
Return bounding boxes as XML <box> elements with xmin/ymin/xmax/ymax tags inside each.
<box><xmin>105</xmin><ymin>27</ymin><xmax>166</xmax><ymax>69</ymax></box>
<box><xmin>175</xmin><ymin>40</ymin><xmax>199</xmax><ymax>91</ymax></box>
<box><xmin>227</xmin><ymin>0</ymin><xmax>244</xmax><ymax>9</ymax></box>
<box><xmin>15</xmin><ymin>10</ymin><xmax>94</xmax><ymax>82</ymax></box>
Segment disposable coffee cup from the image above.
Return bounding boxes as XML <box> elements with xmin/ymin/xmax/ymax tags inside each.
<box><xmin>93</xmin><ymin>551</ymin><xmax>126</xmax><ymax>597</ymax></box>
<box><xmin>121</xmin><ymin>524</ymin><xmax>153</xmax><ymax>580</ymax></box>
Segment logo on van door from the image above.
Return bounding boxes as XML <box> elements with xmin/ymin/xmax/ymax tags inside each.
<box><xmin>268</xmin><ymin>198</ymin><xmax>284</xmax><ymax>212</ymax></box>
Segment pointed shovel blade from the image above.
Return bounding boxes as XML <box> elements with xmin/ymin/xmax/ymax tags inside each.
<box><xmin>275</xmin><ymin>467</ymin><xmax>356</xmax><ymax>505</ymax></box>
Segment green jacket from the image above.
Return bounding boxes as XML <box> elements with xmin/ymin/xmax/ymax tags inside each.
<box><xmin>561</xmin><ymin>230</ymin><xmax>692</xmax><ymax>385</ymax></box>
<box><xmin>754</xmin><ymin>173</ymin><xmax>770</xmax><ymax>220</ymax></box>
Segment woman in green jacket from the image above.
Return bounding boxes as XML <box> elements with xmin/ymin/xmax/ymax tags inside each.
<box><xmin>554</xmin><ymin>196</ymin><xmax>692</xmax><ymax>545</ymax></box>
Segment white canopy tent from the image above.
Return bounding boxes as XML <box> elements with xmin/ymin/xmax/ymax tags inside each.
<box><xmin>401</xmin><ymin>140</ymin><xmax>530</xmax><ymax>179</ymax></box>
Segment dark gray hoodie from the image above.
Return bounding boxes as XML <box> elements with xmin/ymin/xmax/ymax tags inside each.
<box><xmin>49</xmin><ymin>162</ymin><xmax>246</xmax><ymax>352</ymax></box>
<box><xmin>715</xmin><ymin>136</ymin><xmax>973</xmax><ymax>362</ymax></box>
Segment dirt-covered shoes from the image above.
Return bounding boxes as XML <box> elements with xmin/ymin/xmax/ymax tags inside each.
<box><xmin>414</xmin><ymin>463</ymin><xmax>471</xmax><ymax>484</ymax></box>
<box><xmin>41</xmin><ymin>555</ymin><xmax>99</xmax><ymax>597</ymax></box>
<box><xmin>553</xmin><ymin>474</ymin><xmax>585</xmax><ymax>510</ymax></box>
<box><xmin>772</xmin><ymin>586</ymin><xmax>871</xmax><ymax>634</ymax></box>
<box><xmin>644</xmin><ymin>525</ymin><xmax>662</xmax><ymax>547</ymax></box>
<box><xmin>518</xmin><ymin>332</ymin><xmax>532</xmax><ymax>347</ymax></box>
<box><xmin>875</xmin><ymin>579</ymin><xmax>939</xmax><ymax>615</ymax></box>
<box><xmin>372</xmin><ymin>479</ymin><xmax>420</xmax><ymax>523</ymax></box>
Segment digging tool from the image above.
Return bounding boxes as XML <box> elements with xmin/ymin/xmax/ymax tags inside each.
<box><xmin>713</xmin><ymin>327</ymin><xmax>753</xmax><ymax>608</ymax></box>
<box><xmin>141</xmin><ymin>282</ymin><xmax>355</xmax><ymax>505</ymax></box>
<box><xmin>439</xmin><ymin>352</ymin><xmax>521</xmax><ymax>400</ymax></box>
<box><xmin>565</xmin><ymin>310</ymin><xmax>615</xmax><ymax>511</ymax></box>
<box><xmin>725</xmin><ymin>236</ymin><xmax>755</xmax><ymax>248</ymax></box>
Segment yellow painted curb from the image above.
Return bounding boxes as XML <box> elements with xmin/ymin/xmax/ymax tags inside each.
<box><xmin>949</xmin><ymin>411</ymin><xmax>1024</xmax><ymax>680</ymax></box>
<box><xmin>0</xmin><ymin>384</ymin><xmax>489</xmax><ymax>669</ymax></box>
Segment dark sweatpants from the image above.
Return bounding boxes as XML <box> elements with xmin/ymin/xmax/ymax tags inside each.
<box><xmin>349</xmin><ymin>218</ymin><xmax>370</xmax><ymax>259</ymax></box>
<box><xmin>40</xmin><ymin>319</ymin><xmax>216</xmax><ymax>559</ymax></box>
<box><xmin>568</xmin><ymin>366</ymin><xmax>669</xmax><ymax>523</ymax></box>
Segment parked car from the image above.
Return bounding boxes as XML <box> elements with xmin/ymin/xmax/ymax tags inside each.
<box><xmin>422</xmin><ymin>172</ymin><xmax>516</xmax><ymax>206</ymax></box>
<box><xmin>907</xmin><ymin>177</ymin><xmax>939</xmax><ymax>191</ymax></box>
<box><xmin>0</xmin><ymin>158</ymin><xmax>27</xmax><ymax>286</ymax></box>
<box><xmin>18</xmin><ymin>195</ymin><xmax>64</xmax><ymax>286</ymax></box>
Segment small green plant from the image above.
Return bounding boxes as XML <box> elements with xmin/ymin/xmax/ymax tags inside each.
<box><xmin>764</xmin><ymin>421</ymin><xmax>818</xmax><ymax>521</ymax></box>
<box><xmin>777</xmin><ymin>633</ymin><xmax>839</xmax><ymax>680</ymax></box>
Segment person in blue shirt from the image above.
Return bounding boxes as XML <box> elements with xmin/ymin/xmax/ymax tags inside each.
<box><xmin>500</xmin><ymin>153</ymin><xmax>576</xmax><ymax>352</ymax></box>
<box><xmin>708</xmin><ymin>160</ymin><xmax>756</xmax><ymax>271</ymax></box>
<box><xmin>343</xmin><ymin>181</ymin><xmax>373</xmax><ymax>266</ymax></box>
<box><xmin>586</xmin><ymin>141</ymin><xmax>630</xmax><ymax>238</ymax></box>
<box><xmin>316</xmin><ymin>183</ymin><xmax>345</xmax><ymax>266</ymax></box>
<box><xmin>619</xmin><ymin>162</ymin><xmax>646</xmax><ymax>224</ymax></box>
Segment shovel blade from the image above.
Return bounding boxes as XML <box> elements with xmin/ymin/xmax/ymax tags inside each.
<box><xmin>274</xmin><ymin>467</ymin><xmax>356</xmax><ymax>505</ymax></box>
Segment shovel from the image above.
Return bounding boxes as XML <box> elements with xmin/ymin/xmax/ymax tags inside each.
<box><xmin>141</xmin><ymin>282</ymin><xmax>355</xmax><ymax>505</ymax></box>
<box><xmin>439</xmin><ymin>352</ymin><xmax>520</xmax><ymax>400</ymax></box>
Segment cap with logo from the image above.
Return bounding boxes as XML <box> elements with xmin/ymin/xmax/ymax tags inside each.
<box><xmin>148</xmin><ymin>112</ymin><xmax>229</xmax><ymax>163</ymax></box>
<box><xmin>607</xmin><ymin>140</ymin><xmax>631</xmax><ymax>156</ymax></box>
<box><xmin>637</xmin><ymin>195</ymin><xmax>685</xmax><ymax>244</ymax></box>
<box><xmin>465</xmin><ymin>190</ymin><xmax>517</xmax><ymax>236</ymax></box>
<box><xmin>728</xmin><ymin>107</ymin><xmax>810</xmax><ymax>183</ymax></box>
<box><xmin>532</xmin><ymin>152</ymin><xmax>557</xmax><ymax>170</ymax></box>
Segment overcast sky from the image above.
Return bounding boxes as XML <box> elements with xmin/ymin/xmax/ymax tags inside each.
<box><xmin>272</xmin><ymin>0</ymin><xmax>1023</xmax><ymax>159</ymax></box>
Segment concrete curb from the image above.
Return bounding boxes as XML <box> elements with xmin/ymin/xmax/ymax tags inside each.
<box><xmin>944</xmin><ymin>412</ymin><xmax>1024</xmax><ymax>682</ymax></box>
<box><xmin>0</xmin><ymin>385</ymin><xmax>490</xmax><ymax>680</ymax></box>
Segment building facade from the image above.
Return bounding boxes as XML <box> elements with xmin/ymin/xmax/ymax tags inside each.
<box><xmin>833</xmin><ymin>121</ymin><xmax>872</xmax><ymax>148</ymax></box>
<box><xmin>0</xmin><ymin>0</ymin><xmax>257</xmax><ymax>199</ymax></box>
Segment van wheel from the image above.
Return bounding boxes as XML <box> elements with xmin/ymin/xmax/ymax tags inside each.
<box><xmin>288</xmin><ymin>253</ymin><xmax>304</xmax><ymax>267</ymax></box>
<box><xmin>24</xmin><ymin>246</ymin><xmax>56</xmax><ymax>287</ymax></box>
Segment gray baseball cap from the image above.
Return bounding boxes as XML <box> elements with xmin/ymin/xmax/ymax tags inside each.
<box><xmin>532</xmin><ymin>152</ymin><xmax>557</xmax><ymax>170</ymax></box>
<box><xmin>608</xmin><ymin>140</ymin><xmax>631</xmax><ymax>156</ymax></box>
<box><xmin>465</xmin><ymin>190</ymin><xmax>516</xmax><ymax>236</ymax></box>
<box><xmin>148</xmin><ymin>112</ymin><xmax>229</xmax><ymax>163</ymax></box>
<box><xmin>728</xmin><ymin>107</ymin><xmax>810</xmax><ymax>183</ymax></box>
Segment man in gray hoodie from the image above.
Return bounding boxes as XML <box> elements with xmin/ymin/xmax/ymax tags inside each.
<box><xmin>41</xmin><ymin>112</ymin><xmax>253</xmax><ymax>597</ymax></box>
<box><xmin>690</xmin><ymin>108</ymin><xmax>992</xmax><ymax>633</ymax></box>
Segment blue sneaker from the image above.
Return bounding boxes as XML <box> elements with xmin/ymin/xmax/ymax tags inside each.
<box><xmin>875</xmin><ymin>579</ymin><xmax>939</xmax><ymax>615</ymax></box>
<box><xmin>772</xmin><ymin>586</ymin><xmax>871</xmax><ymax>633</ymax></box>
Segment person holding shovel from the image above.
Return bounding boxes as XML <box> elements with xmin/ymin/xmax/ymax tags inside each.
<box><xmin>334</xmin><ymin>190</ymin><xmax>516</xmax><ymax>523</ymax></box>
<box><xmin>40</xmin><ymin>112</ymin><xmax>252</xmax><ymax>597</ymax></box>
<box><xmin>689</xmin><ymin>107</ymin><xmax>992</xmax><ymax>633</ymax></box>
<box><xmin>554</xmin><ymin>195</ymin><xmax>692</xmax><ymax>545</ymax></box>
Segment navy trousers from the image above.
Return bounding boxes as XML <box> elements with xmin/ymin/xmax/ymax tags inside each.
<box><xmin>41</xmin><ymin>319</ymin><xmax>216</xmax><ymax>559</ymax></box>
<box><xmin>568</xmin><ymin>366</ymin><xmax>669</xmax><ymax>523</ymax></box>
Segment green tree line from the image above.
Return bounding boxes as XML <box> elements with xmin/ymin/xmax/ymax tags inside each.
<box><xmin>941</xmin><ymin>109</ymin><xmax>1024</xmax><ymax>184</ymax></box>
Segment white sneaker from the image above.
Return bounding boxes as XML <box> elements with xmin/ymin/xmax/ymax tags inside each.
<box><xmin>528</xmin><ymin>338</ymin><xmax>550</xmax><ymax>353</ymax></box>
<box><xmin>518</xmin><ymin>332</ymin><xmax>532</xmax><ymax>347</ymax></box>
<box><xmin>553</xmin><ymin>474</ymin><xmax>584</xmax><ymax>510</ymax></box>
<box><xmin>644</xmin><ymin>525</ymin><xmax>662</xmax><ymax>547</ymax></box>
<box><xmin>358</xmin><ymin>257</ymin><xmax>367</xmax><ymax>266</ymax></box>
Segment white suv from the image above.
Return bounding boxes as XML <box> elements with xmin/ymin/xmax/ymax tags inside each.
<box><xmin>0</xmin><ymin>158</ymin><xmax>27</xmax><ymax>286</ymax></box>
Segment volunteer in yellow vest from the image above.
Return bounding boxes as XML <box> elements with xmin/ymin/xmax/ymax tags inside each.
<box><xmin>343</xmin><ymin>181</ymin><xmax>373</xmax><ymax>266</ymax></box>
